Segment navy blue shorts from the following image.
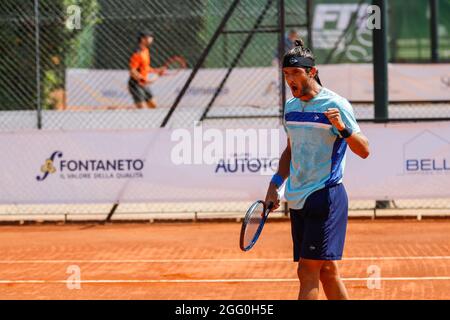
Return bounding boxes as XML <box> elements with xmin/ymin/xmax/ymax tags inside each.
<box><xmin>128</xmin><ymin>78</ymin><xmax>153</xmax><ymax>103</ymax></box>
<box><xmin>290</xmin><ymin>183</ymin><xmax>348</xmax><ymax>261</ymax></box>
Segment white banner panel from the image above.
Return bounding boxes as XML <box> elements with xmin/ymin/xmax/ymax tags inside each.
<box><xmin>345</xmin><ymin>122</ymin><xmax>450</xmax><ymax>199</ymax></box>
<box><xmin>1</xmin><ymin>127</ymin><xmax>282</xmax><ymax>204</ymax></box>
<box><xmin>66</xmin><ymin>67</ymin><xmax>280</xmax><ymax>109</ymax></box>
<box><xmin>66</xmin><ymin>64</ymin><xmax>450</xmax><ymax>108</ymax></box>
<box><xmin>1</xmin><ymin>122</ymin><xmax>450</xmax><ymax>204</ymax></box>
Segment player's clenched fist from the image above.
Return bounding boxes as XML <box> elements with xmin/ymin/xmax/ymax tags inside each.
<box><xmin>324</xmin><ymin>108</ymin><xmax>346</xmax><ymax>131</ymax></box>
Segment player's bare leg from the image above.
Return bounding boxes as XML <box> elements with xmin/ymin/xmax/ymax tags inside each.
<box><xmin>320</xmin><ymin>260</ymin><xmax>349</xmax><ymax>300</ymax></box>
<box><xmin>146</xmin><ymin>98</ymin><xmax>157</xmax><ymax>109</ymax></box>
<box><xmin>135</xmin><ymin>101</ymin><xmax>146</xmax><ymax>109</ymax></box>
<box><xmin>297</xmin><ymin>259</ymin><xmax>323</xmax><ymax>300</ymax></box>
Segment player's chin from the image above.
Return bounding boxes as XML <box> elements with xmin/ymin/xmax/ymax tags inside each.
<box><xmin>290</xmin><ymin>87</ymin><xmax>301</xmax><ymax>97</ymax></box>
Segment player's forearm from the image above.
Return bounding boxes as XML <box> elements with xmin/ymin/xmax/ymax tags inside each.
<box><xmin>266</xmin><ymin>143</ymin><xmax>290</xmax><ymax>207</ymax></box>
<box><xmin>346</xmin><ymin>133</ymin><xmax>370</xmax><ymax>159</ymax></box>
<box><xmin>130</xmin><ymin>69</ymin><xmax>142</xmax><ymax>81</ymax></box>
<box><xmin>276</xmin><ymin>144</ymin><xmax>291</xmax><ymax>181</ymax></box>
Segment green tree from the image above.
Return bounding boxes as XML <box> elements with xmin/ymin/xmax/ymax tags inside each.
<box><xmin>0</xmin><ymin>0</ymin><xmax>99</xmax><ymax>111</ymax></box>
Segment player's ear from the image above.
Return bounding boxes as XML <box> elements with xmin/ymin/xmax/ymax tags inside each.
<box><xmin>309</xmin><ymin>67</ymin><xmax>317</xmax><ymax>79</ymax></box>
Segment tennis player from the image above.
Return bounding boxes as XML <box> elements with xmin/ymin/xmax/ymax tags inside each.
<box><xmin>128</xmin><ymin>30</ymin><xmax>165</xmax><ymax>109</ymax></box>
<box><xmin>265</xmin><ymin>39</ymin><xmax>370</xmax><ymax>300</ymax></box>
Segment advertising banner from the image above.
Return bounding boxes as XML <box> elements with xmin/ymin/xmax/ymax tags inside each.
<box><xmin>66</xmin><ymin>64</ymin><xmax>450</xmax><ymax>110</ymax></box>
<box><xmin>2</xmin><ymin>122</ymin><xmax>450</xmax><ymax>204</ymax></box>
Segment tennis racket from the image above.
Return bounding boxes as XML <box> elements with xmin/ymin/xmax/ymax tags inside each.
<box><xmin>239</xmin><ymin>201</ymin><xmax>274</xmax><ymax>252</ymax></box>
<box><xmin>143</xmin><ymin>56</ymin><xmax>187</xmax><ymax>85</ymax></box>
<box><xmin>157</xmin><ymin>55</ymin><xmax>187</xmax><ymax>77</ymax></box>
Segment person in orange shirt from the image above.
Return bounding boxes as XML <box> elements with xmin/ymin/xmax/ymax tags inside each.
<box><xmin>128</xmin><ymin>31</ymin><xmax>164</xmax><ymax>109</ymax></box>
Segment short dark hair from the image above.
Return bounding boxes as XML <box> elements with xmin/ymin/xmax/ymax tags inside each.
<box><xmin>283</xmin><ymin>39</ymin><xmax>316</xmax><ymax>65</ymax></box>
<box><xmin>138</xmin><ymin>30</ymin><xmax>154</xmax><ymax>42</ymax></box>
<box><xmin>283</xmin><ymin>38</ymin><xmax>322</xmax><ymax>85</ymax></box>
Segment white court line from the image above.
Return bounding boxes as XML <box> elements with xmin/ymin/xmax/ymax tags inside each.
<box><xmin>0</xmin><ymin>276</ymin><xmax>450</xmax><ymax>284</ymax></box>
<box><xmin>0</xmin><ymin>256</ymin><xmax>449</xmax><ymax>264</ymax></box>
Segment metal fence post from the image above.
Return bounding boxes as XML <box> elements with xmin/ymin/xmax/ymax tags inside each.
<box><xmin>430</xmin><ymin>0</ymin><xmax>439</xmax><ymax>63</ymax></box>
<box><xmin>34</xmin><ymin>0</ymin><xmax>42</xmax><ymax>129</ymax></box>
<box><xmin>372</xmin><ymin>0</ymin><xmax>388</xmax><ymax>122</ymax></box>
<box><xmin>306</xmin><ymin>0</ymin><xmax>313</xmax><ymax>50</ymax></box>
<box><xmin>278</xmin><ymin>0</ymin><xmax>286</xmax><ymax>122</ymax></box>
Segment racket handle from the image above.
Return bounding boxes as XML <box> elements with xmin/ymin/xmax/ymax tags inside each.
<box><xmin>266</xmin><ymin>201</ymin><xmax>274</xmax><ymax>211</ymax></box>
<box><xmin>159</xmin><ymin>66</ymin><xmax>167</xmax><ymax>76</ymax></box>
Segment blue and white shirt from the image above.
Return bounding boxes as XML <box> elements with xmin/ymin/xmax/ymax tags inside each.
<box><xmin>283</xmin><ymin>87</ymin><xmax>360</xmax><ymax>210</ymax></box>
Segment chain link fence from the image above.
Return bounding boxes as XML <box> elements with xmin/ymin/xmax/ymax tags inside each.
<box><xmin>2</xmin><ymin>0</ymin><xmax>449</xmax><ymax>126</ymax></box>
<box><xmin>0</xmin><ymin>0</ymin><xmax>449</xmax><ymax>220</ymax></box>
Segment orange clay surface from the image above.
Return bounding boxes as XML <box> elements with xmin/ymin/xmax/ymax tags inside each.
<box><xmin>0</xmin><ymin>219</ymin><xmax>448</xmax><ymax>300</ymax></box>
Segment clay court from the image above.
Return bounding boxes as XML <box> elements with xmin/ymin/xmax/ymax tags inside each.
<box><xmin>0</xmin><ymin>218</ymin><xmax>448</xmax><ymax>300</ymax></box>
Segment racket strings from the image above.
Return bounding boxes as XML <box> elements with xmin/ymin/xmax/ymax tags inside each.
<box><xmin>242</xmin><ymin>202</ymin><xmax>265</xmax><ymax>249</ymax></box>
<box><xmin>162</xmin><ymin>56</ymin><xmax>187</xmax><ymax>75</ymax></box>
